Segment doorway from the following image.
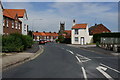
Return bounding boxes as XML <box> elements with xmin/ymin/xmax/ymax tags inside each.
<box><xmin>81</xmin><ymin>37</ymin><xmax>85</xmax><ymax>45</ymax></box>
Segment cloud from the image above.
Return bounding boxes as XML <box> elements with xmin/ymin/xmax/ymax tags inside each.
<box><xmin>2</xmin><ymin>2</ymin><xmax>118</xmax><ymax>32</ymax></box>
<box><xmin>2</xmin><ymin>0</ymin><xmax>120</xmax><ymax>2</ymax></box>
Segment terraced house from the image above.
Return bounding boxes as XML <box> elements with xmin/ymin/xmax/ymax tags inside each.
<box><xmin>33</xmin><ymin>32</ymin><xmax>58</xmax><ymax>42</ymax></box>
<box><xmin>3</xmin><ymin>9</ymin><xmax>28</xmax><ymax>35</ymax></box>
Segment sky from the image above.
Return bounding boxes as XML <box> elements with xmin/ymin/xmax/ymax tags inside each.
<box><xmin>2</xmin><ymin>1</ymin><xmax>119</xmax><ymax>32</ymax></box>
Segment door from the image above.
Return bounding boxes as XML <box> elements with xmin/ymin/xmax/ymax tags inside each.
<box><xmin>81</xmin><ymin>37</ymin><xmax>84</xmax><ymax>45</ymax></box>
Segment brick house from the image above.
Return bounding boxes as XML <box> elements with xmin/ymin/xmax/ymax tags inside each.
<box><xmin>33</xmin><ymin>32</ymin><xmax>58</xmax><ymax>42</ymax></box>
<box><xmin>89</xmin><ymin>24</ymin><xmax>111</xmax><ymax>35</ymax></box>
<box><xmin>3</xmin><ymin>9</ymin><xmax>28</xmax><ymax>35</ymax></box>
<box><xmin>3</xmin><ymin>9</ymin><xmax>22</xmax><ymax>35</ymax></box>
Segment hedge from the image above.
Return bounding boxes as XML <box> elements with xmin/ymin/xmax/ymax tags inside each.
<box><xmin>2</xmin><ymin>33</ymin><xmax>33</xmax><ymax>52</ymax></box>
<box><xmin>93</xmin><ymin>32</ymin><xmax>120</xmax><ymax>43</ymax></box>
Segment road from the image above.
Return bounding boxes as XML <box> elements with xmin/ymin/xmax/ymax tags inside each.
<box><xmin>2</xmin><ymin>43</ymin><xmax>120</xmax><ymax>79</ymax></box>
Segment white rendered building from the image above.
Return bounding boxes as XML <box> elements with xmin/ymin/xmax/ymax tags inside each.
<box><xmin>71</xmin><ymin>20</ymin><xmax>93</xmax><ymax>45</ymax></box>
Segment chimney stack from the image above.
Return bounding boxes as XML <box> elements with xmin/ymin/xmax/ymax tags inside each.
<box><xmin>73</xmin><ymin>19</ymin><xmax>76</xmax><ymax>26</ymax></box>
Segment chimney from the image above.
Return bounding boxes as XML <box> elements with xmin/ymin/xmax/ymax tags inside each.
<box><xmin>73</xmin><ymin>19</ymin><xmax>76</xmax><ymax>26</ymax></box>
<box><xmin>95</xmin><ymin>23</ymin><xmax>97</xmax><ymax>27</ymax></box>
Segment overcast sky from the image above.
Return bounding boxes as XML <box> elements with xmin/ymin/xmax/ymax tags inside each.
<box><xmin>3</xmin><ymin>2</ymin><xmax>118</xmax><ymax>32</ymax></box>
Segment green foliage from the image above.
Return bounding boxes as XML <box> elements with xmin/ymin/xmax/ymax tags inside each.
<box><xmin>22</xmin><ymin>35</ymin><xmax>33</xmax><ymax>49</ymax></box>
<box><xmin>2</xmin><ymin>33</ymin><xmax>33</xmax><ymax>52</ymax></box>
<box><xmin>58</xmin><ymin>35</ymin><xmax>65</xmax><ymax>43</ymax></box>
<box><xmin>93</xmin><ymin>32</ymin><xmax>120</xmax><ymax>43</ymax></box>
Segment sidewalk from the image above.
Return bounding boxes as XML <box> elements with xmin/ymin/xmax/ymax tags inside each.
<box><xmin>0</xmin><ymin>43</ymin><xmax>44</xmax><ymax>71</ymax></box>
<box><xmin>67</xmin><ymin>44</ymin><xmax>120</xmax><ymax>56</ymax></box>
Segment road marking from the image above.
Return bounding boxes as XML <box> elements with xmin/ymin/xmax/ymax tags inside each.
<box><xmin>82</xmin><ymin>67</ymin><xmax>88</xmax><ymax>80</ymax></box>
<box><xmin>76</xmin><ymin>54</ymin><xmax>91</xmax><ymax>63</ymax></box>
<box><xmin>96</xmin><ymin>66</ymin><xmax>114</xmax><ymax>80</ymax></box>
<box><xmin>75</xmin><ymin>56</ymin><xmax>81</xmax><ymax>63</ymax></box>
<box><xmin>100</xmin><ymin>63</ymin><xmax>120</xmax><ymax>74</ymax></box>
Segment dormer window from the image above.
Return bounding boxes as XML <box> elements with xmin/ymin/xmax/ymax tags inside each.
<box><xmin>75</xmin><ymin>29</ymin><xmax>78</xmax><ymax>34</ymax></box>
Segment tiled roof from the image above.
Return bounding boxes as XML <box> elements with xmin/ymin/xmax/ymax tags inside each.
<box><xmin>3</xmin><ymin>9</ymin><xmax>26</xmax><ymax>19</ymax></box>
<box><xmin>33</xmin><ymin>32</ymin><xmax>58</xmax><ymax>36</ymax></box>
<box><xmin>64</xmin><ymin>30</ymin><xmax>71</xmax><ymax>38</ymax></box>
<box><xmin>89</xmin><ymin>24</ymin><xmax>111</xmax><ymax>35</ymax></box>
<box><xmin>72</xmin><ymin>24</ymin><xmax>87</xmax><ymax>29</ymax></box>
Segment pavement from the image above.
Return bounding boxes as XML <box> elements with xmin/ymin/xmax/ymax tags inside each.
<box><xmin>0</xmin><ymin>43</ymin><xmax>44</xmax><ymax>72</ymax></box>
<box><xmin>2</xmin><ymin>43</ymin><xmax>120</xmax><ymax>79</ymax></box>
<box><xmin>66</xmin><ymin>44</ymin><xmax>120</xmax><ymax>56</ymax></box>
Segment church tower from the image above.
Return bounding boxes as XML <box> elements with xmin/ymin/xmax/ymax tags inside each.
<box><xmin>59</xmin><ymin>21</ymin><xmax>65</xmax><ymax>35</ymax></box>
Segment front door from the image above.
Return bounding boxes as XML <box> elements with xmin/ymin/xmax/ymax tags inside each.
<box><xmin>81</xmin><ymin>37</ymin><xmax>84</xmax><ymax>45</ymax></box>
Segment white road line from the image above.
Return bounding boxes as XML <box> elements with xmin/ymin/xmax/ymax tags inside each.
<box><xmin>100</xmin><ymin>63</ymin><xmax>120</xmax><ymax>74</ymax></box>
<box><xmin>65</xmin><ymin>49</ymin><xmax>74</xmax><ymax>55</ymax></box>
<box><xmin>82</xmin><ymin>67</ymin><xmax>88</xmax><ymax>80</ymax></box>
<box><xmin>75</xmin><ymin>56</ymin><xmax>81</xmax><ymax>63</ymax></box>
<box><xmin>68</xmin><ymin>51</ymin><xmax>74</xmax><ymax>55</ymax></box>
<box><xmin>96</xmin><ymin>66</ymin><xmax>114</xmax><ymax>80</ymax></box>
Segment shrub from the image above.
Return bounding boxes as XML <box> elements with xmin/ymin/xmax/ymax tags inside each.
<box><xmin>58</xmin><ymin>35</ymin><xmax>65</xmax><ymax>43</ymax></box>
<box><xmin>22</xmin><ymin>35</ymin><xmax>33</xmax><ymax>49</ymax></box>
<box><xmin>93</xmin><ymin>32</ymin><xmax>120</xmax><ymax>43</ymax></box>
<box><xmin>2</xmin><ymin>33</ymin><xmax>33</xmax><ymax>52</ymax></box>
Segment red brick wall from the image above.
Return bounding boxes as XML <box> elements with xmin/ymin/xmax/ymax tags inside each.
<box><xmin>3</xmin><ymin>16</ymin><xmax>22</xmax><ymax>35</ymax></box>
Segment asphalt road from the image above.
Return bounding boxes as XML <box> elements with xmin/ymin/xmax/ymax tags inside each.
<box><xmin>2</xmin><ymin>43</ymin><xmax>120</xmax><ymax>79</ymax></box>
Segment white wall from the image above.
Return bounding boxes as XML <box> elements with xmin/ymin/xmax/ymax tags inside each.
<box><xmin>71</xmin><ymin>25</ymin><xmax>93</xmax><ymax>44</ymax></box>
<box><xmin>0</xmin><ymin>3</ymin><xmax>3</xmax><ymax>35</ymax></box>
<box><xmin>19</xmin><ymin>12</ymin><xmax>28</xmax><ymax>35</ymax></box>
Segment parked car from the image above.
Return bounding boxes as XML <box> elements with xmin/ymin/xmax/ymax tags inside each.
<box><xmin>39</xmin><ymin>40</ymin><xmax>46</xmax><ymax>44</ymax></box>
<box><xmin>44</xmin><ymin>40</ymin><xmax>47</xmax><ymax>43</ymax></box>
<box><xmin>47</xmin><ymin>41</ymin><xmax>51</xmax><ymax>42</ymax></box>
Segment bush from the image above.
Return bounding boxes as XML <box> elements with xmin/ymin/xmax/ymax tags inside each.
<box><xmin>93</xmin><ymin>32</ymin><xmax>120</xmax><ymax>43</ymax></box>
<box><xmin>58</xmin><ymin>35</ymin><xmax>65</xmax><ymax>43</ymax></box>
<box><xmin>22</xmin><ymin>35</ymin><xmax>33</xmax><ymax>49</ymax></box>
<box><xmin>2</xmin><ymin>33</ymin><xmax>33</xmax><ymax>52</ymax></box>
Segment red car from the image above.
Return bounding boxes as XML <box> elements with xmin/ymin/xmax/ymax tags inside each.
<box><xmin>39</xmin><ymin>40</ymin><xmax>46</xmax><ymax>44</ymax></box>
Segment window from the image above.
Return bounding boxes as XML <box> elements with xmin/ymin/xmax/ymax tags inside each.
<box><xmin>12</xmin><ymin>20</ymin><xmax>14</xmax><ymax>28</ymax></box>
<box><xmin>15</xmin><ymin>21</ymin><xmax>18</xmax><ymax>29</ymax></box>
<box><xmin>24</xmin><ymin>24</ymin><xmax>26</xmax><ymax>31</ymax></box>
<box><xmin>19</xmin><ymin>23</ymin><xmax>20</xmax><ymax>29</ymax></box>
<box><xmin>75</xmin><ymin>29</ymin><xmax>78</xmax><ymax>34</ymax></box>
<box><xmin>3</xmin><ymin>18</ymin><xmax>5</xmax><ymax>26</ymax></box>
<box><xmin>6</xmin><ymin>19</ymin><xmax>9</xmax><ymax>27</ymax></box>
<box><xmin>75</xmin><ymin>37</ymin><xmax>78</xmax><ymax>42</ymax></box>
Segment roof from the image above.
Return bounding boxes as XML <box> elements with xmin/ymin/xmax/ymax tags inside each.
<box><xmin>72</xmin><ymin>24</ymin><xmax>87</xmax><ymax>29</ymax></box>
<box><xmin>64</xmin><ymin>30</ymin><xmax>71</xmax><ymax>38</ymax></box>
<box><xmin>3</xmin><ymin>9</ymin><xmax>26</xmax><ymax>18</ymax></box>
<box><xmin>64</xmin><ymin>30</ymin><xmax>71</xmax><ymax>34</ymax></box>
<box><xmin>33</xmin><ymin>32</ymin><xmax>58</xmax><ymax>37</ymax></box>
<box><xmin>89</xmin><ymin>24</ymin><xmax>111</xmax><ymax>35</ymax></box>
